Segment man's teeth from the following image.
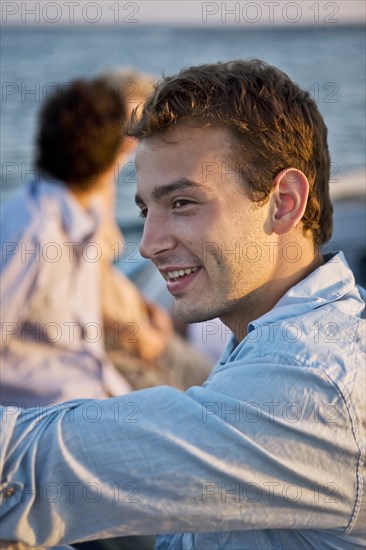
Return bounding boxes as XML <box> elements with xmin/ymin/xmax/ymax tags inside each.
<box><xmin>167</xmin><ymin>267</ymin><xmax>198</xmax><ymax>280</ymax></box>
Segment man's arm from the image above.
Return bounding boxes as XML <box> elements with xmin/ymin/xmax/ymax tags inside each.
<box><xmin>0</xmin><ymin>358</ymin><xmax>358</xmax><ymax>547</ymax></box>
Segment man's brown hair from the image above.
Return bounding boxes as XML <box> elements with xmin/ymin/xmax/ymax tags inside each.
<box><xmin>128</xmin><ymin>60</ymin><xmax>333</xmax><ymax>245</ymax></box>
<box><xmin>36</xmin><ymin>78</ymin><xmax>125</xmax><ymax>190</ymax></box>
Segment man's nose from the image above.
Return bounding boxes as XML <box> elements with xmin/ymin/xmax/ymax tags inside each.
<box><xmin>139</xmin><ymin>212</ymin><xmax>176</xmax><ymax>259</ymax></box>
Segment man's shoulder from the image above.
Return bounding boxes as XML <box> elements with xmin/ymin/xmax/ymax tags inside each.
<box><xmin>208</xmin><ymin>296</ymin><xmax>365</xmax><ymax>459</ymax></box>
<box><xmin>232</xmin><ymin>299</ymin><xmax>364</xmax><ymax>399</ymax></box>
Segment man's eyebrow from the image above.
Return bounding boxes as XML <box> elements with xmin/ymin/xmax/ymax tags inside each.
<box><xmin>135</xmin><ymin>179</ymin><xmax>206</xmax><ymax>206</ymax></box>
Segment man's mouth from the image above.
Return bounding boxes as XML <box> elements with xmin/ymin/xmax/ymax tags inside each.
<box><xmin>166</xmin><ymin>267</ymin><xmax>198</xmax><ymax>282</ymax></box>
<box><xmin>158</xmin><ymin>266</ymin><xmax>202</xmax><ymax>295</ymax></box>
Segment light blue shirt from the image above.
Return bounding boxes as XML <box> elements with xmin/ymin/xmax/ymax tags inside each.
<box><xmin>0</xmin><ymin>180</ymin><xmax>131</xmax><ymax>407</ymax></box>
<box><xmin>0</xmin><ymin>252</ymin><xmax>365</xmax><ymax>548</ymax></box>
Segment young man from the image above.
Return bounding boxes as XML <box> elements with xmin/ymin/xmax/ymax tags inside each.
<box><xmin>1</xmin><ymin>60</ymin><xmax>365</xmax><ymax>549</ymax></box>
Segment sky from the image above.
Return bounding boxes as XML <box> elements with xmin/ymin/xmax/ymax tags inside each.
<box><xmin>1</xmin><ymin>0</ymin><xmax>365</xmax><ymax>26</ymax></box>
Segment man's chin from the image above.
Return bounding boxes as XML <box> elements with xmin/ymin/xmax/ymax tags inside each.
<box><xmin>174</xmin><ymin>302</ymin><xmax>219</xmax><ymax>325</ymax></box>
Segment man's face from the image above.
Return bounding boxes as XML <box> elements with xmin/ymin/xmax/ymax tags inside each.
<box><xmin>135</xmin><ymin>124</ymin><xmax>274</xmax><ymax>331</ymax></box>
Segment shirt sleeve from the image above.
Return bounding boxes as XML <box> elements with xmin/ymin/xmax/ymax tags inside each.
<box><xmin>0</xmin><ymin>355</ymin><xmax>359</xmax><ymax>547</ymax></box>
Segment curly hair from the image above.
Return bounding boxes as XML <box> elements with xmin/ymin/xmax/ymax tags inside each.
<box><xmin>127</xmin><ymin>60</ymin><xmax>333</xmax><ymax>245</ymax></box>
<box><xmin>36</xmin><ymin>78</ymin><xmax>126</xmax><ymax>189</ymax></box>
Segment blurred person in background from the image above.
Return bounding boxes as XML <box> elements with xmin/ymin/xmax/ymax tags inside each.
<box><xmin>0</xmin><ymin>78</ymin><xmax>133</xmax><ymax>407</ymax></box>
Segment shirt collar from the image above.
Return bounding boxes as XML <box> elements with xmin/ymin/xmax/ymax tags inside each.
<box><xmin>248</xmin><ymin>251</ymin><xmax>355</xmax><ymax>331</ymax></box>
<box><xmin>30</xmin><ymin>179</ymin><xmax>101</xmax><ymax>243</ymax></box>
<box><xmin>219</xmin><ymin>251</ymin><xmax>357</xmax><ymax>363</ymax></box>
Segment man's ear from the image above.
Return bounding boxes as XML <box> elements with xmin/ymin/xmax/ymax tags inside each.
<box><xmin>269</xmin><ymin>168</ymin><xmax>309</xmax><ymax>235</ymax></box>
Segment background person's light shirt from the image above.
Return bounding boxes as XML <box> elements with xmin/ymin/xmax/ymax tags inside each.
<box><xmin>0</xmin><ymin>252</ymin><xmax>365</xmax><ymax>549</ymax></box>
<box><xmin>0</xmin><ymin>179</ymin><xmax>131</xmax><ymax>407</ymax></box>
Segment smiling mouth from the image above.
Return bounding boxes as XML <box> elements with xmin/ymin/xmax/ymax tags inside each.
<box><xmin>165</xmin><ymin>267</ymin><xmax>199</xmax><ymax>282</ymax></box>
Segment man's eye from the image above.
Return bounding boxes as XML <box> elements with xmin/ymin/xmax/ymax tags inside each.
<box><xmin>138</xmin><ymin>208</ymin><xmax>147</xmax><ymax>219</ymax></box>
<box><xmin>173</xmin><ymin>199</ymin><xmax>193</xmax><ymax>209</ymax></box>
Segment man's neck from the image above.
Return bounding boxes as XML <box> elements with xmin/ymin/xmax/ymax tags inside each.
<box><xmin>222</xmin><ymin>243</ymin><xmax>324</xmax><ymax>342</ymax></box>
